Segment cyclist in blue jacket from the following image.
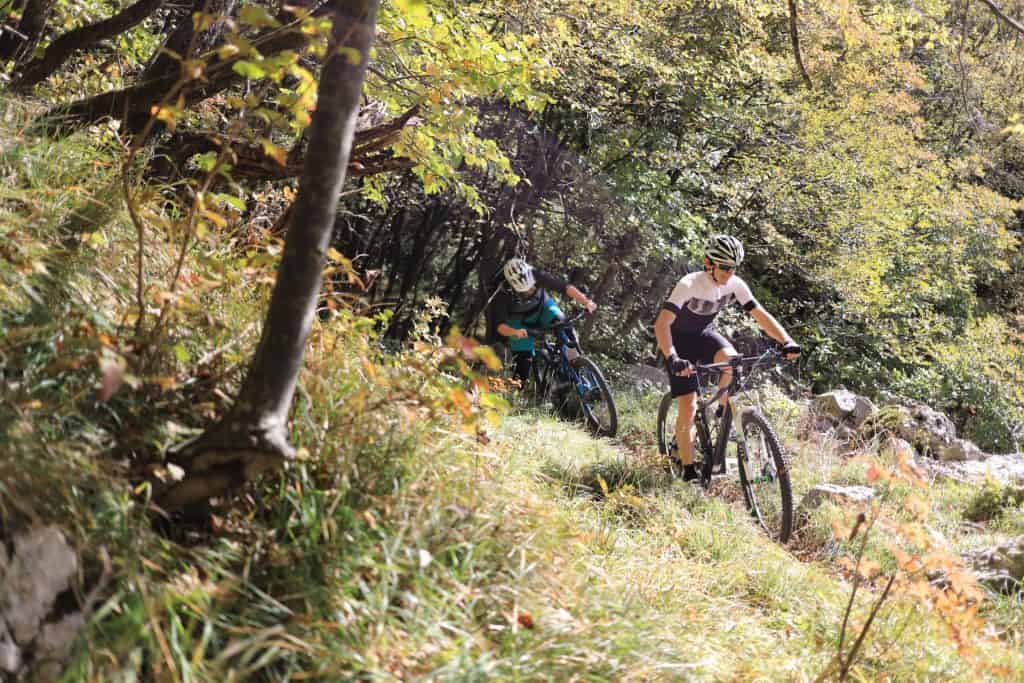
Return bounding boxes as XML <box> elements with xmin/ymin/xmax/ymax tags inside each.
<box><xmin>654</xmin><ymin>235</ymin><xmax>801</xmax><ymax>481</ymax></box>
<box><xmin>493</xmin><ymin>259</ymin><xmax>597</xmax><ymax>383</ymax></box>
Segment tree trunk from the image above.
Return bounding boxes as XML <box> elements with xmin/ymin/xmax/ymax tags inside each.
<box><xmin>35</xmin><ymin>0</ymin><xmax>320</xmax><ymax>140</ymax></box>
<box><xmin>10</xmin><ymin>0</ymin><xmax>167</xmax><ymax>91</ymax></box>
<box><xmin>0</xmin><ymin>0</ymin><xmax>55</xmax><ymax>64</ymax></box>
<box><xmin>160</xmin><ymin>0</ymin><xmax>380</xmax><ymax>510</ymax></box>
<box><xmin>581</xmin><ymin>230</ymin><xmax>638</xmax><ymax>338</ymax></box>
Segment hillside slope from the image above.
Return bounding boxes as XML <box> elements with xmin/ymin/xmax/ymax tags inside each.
<box><xmin>1</xmin><ymin>95</ymin><xmax>1023</xmax><ymax>682</ymax></box>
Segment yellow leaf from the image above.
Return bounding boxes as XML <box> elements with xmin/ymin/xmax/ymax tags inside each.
<box><xmin>260</xmin><ymin>138</ymin><xmax>288</xmax><ymax>166</ymax></box>
<box><xmin>202</xmin><ymin>209</ymin><xmax>227</xmax><ymax>229</ymax></box>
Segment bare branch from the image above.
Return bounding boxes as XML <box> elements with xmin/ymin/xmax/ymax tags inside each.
<box><xmin>788</xmin><ymin>0</ymin><xmax>813</xmax><ymax>88</ymax></box>
<box><xmin>10</xmin><ymin>0</ymin><xmax>167</xmax><ymax>91</ymax></box>
<box><xmin>977</xmin><ymin>0</ymin><xmax>1024</xmax><ymax>36</ymax></box>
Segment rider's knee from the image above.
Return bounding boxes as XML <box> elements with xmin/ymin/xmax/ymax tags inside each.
<box><xmin>676</xmin><ymin>393</ymin><xmax>697</xmax><ymax>421</ymax></box>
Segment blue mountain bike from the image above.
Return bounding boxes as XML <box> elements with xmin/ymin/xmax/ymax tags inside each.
<box><xmin>525</xmin><ymin>311</ymin><xmax>618</xmax><ymax>438</ymax></box>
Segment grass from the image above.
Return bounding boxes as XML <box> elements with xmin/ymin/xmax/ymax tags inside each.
<box><xmin>2</xmin><ymin>91</ymin><xmax>1024</xmax><ymax>681</ymax></box>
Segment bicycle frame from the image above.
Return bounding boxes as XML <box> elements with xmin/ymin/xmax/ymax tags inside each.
<box><xmin>526</xmin><ymin>312</ymin><xmax>588</xmax><ymax>399</ymax></box>
<box><xmin>693</xmin><ymin>349</ymin><xmax>785</xmax><ymax>476</ymax></box>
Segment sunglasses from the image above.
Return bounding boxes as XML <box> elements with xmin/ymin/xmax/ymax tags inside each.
<box><xmin>714</xmin><ymin>263</ymin><xmax>736</xmax><ymax>272</ymax></box>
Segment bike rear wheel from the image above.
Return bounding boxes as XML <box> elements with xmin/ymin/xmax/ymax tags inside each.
<box><xmin>526</xmin><ymin>349</ymin><xmax>554</xmax><ymax>407</ymax></box>
<box><xmin>737</xmin><ymin>409</ymin><xmax>793</xmax><ymax>543</ymax></box>
<box><xmin>573</xmin><ymin>357</ymin><xmax>618</xmax><ymax>437</ymax></box>
<box><xmin>656</xmin><ymin>392</ymin><xmax>709</xmax><ymax>484</ymax></box>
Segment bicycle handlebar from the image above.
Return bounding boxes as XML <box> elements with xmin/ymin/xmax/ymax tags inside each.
<box><xmin>521</xmin><ymin>309</ymin><xmax>589</xmax><ymax>337</ymax></box>
<box><xmin>694</xmin><ymin>348</ymin><xmax>789</xmax><ymax>374</ymax></box>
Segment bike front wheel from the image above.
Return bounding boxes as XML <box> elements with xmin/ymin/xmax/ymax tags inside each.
<box><xmin>574</xmin><ymin>357</ymin><xmax>618</xmax><ymax>437</ymax></box>
<box><xmin>737</xmin><ymin>409</ymin><xmax>793</xmax><ymax>543</ymax></box>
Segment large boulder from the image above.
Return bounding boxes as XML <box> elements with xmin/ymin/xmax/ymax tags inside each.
<box><xmin>927</xmin><ymin>453</ymin><xmax>1024</xmax><ymax>485</ymax></box>
<box><xmin>798</xmin><ymin>484</ymin><xmax>876</xmax><ymax>516</ymax></box>
<box><xmin>937</xmin><ymin>438</ymin><xmax>987</xmax><ymax>463</ymax></box>
<box><xmin>811</xmin><ymin>390</ymin><xmax>877</xmax><ymax>430</ymax></box>
<box><xmin>895</xmin><ymin>400</ymin><xmax>958</xmax><ymax>456</ymax></box>
<box><xmin>963</xmin><ymin>536</ymin><xmax>1024</xmax><ymax>592</ymax></box>
<box><xmin>0</xmin><ymin>526</ymin><xmax>84</xmax><ymax>678</ymax></box>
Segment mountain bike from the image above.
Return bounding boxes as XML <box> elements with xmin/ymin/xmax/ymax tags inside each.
<box><xmin>524</xmin><ymin>310</ymin><xmax>618</xmax><ymax>438</ymax></box>
<box><xmin>656</xmin><ymin>348</ymin><xmax>794</xmax><ymax>542</ymax></box>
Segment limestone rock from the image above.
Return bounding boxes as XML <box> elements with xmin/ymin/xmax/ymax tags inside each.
<box><xmin>896</xmin><ymin>400</ymin><xmax>957</xmax><ymax>456</ymax></box>
<box><xmin>811</xmin><ymin>390</ymin><xmax>876</xmax><ymax>427</ymax></box>
<box><xmin>0</xmin><ymin>619</ymin><xmax>20</xmax><ymax>674</ymax></box>
<box><xmin>799</xmin><ymin>484</ymin><xmax>876</xmax><ymax>512</ymax></box>
<box><xmin>927</xmin><ymin>454</ymin><xmax>1024</xmax><ymax>485</ymax></box>
<box><xmin>624</xmin><ymin>363</ymin><xmax>668</xmax><ymax>390</ymax></box>
<box><xmin>937</xmin><ymin>438</ymin><xmax>986</xmax><ymax>463</ymax></box>
<box><xmin>1</xmin><ymin>526</ymin><xmax>77</xmax><ymax>645</ymax></box>
<box><xmin>964</xmin><ymin>536</ymin><xmax>1024</xmax><ymax>592</ymax></box>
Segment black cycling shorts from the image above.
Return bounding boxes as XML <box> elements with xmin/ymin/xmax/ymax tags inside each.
<box><xmin>666</xmin><ymin>328</ymin><xmax>734</xmax><ymax>397</ymax></box>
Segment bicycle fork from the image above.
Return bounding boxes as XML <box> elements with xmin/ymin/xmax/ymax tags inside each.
<box><xmin>736</xmin><ymin>415</ymin><xmax>777</xmax><ymax>485</ymax></box>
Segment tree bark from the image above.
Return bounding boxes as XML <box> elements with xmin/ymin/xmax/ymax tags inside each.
<box><xmin>0</xmin><ymin>0</ymin><xmax>55</xmax><ymax>64</ymax></box>
<box><xmin>787</xmin><ymin>0</ymin><xmax>813</xmax><ymax>89</ymax></box>
<box><xmin>10</xmin><ymin>0</ymin><xmax>167</xmax><ymax>91</ymax></box>
<box><xmin>160</xmin><ymin>0</ymin><xmax>380</xmax><ymax>510</ymax></box>
<box><xmin>977</xmin><ymin>0</ymin><xmax>1024</xmax><ymax>37</ymax></box>
<box><xmin>144</xmin><ymin>105</ymin><xmax>420</xmax><ymax>185</ymax></box>
<box><xmin>36</xmin><ymin>25</ymin><xmax>302</xmax><ymax>138</ymax></box>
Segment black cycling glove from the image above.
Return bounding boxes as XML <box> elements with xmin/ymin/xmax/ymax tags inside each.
<box><xmin>668</xmin><ymin>353</ymin><xmax>692</xmax><ymax>375</ymax></box>
<box><xmin>781</xmin><ymin>341</ymin><xmax>801</xmax><ymax>357</ymax></box>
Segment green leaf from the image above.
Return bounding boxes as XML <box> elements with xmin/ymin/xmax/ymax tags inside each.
<box><xmin>239</xmin><ymin>5</ymin><xmax>281</xmax><ymax>28</ymax></box>
<box><xmin>173</xmin><ymin>343</ymin><xmax>191</xmax><ymax>364</ymax></box>
<box><xmin>233</xmin><ymin>60</ymin><xmax>266</xmax><ymax>79</ymax></box>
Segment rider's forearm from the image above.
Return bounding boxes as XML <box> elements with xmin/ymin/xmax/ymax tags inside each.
<box><xmin>751</xmin><ymin>307</ymin><xmax>794</xmax><ymax>345</ymax></box>
<box><xmin>497</xmin><ymin>323</ymin><xmax>518</xmax><ymax>338</ymax></box>
<box><xmin>654</xmin><ymin>310</ymin><xmax>676</xmax><ymax>359</ymax></box>
<box><xmin>565</xmin><ymin>285</ymin><xmax>592</xmax><ymax>308</ymax></box>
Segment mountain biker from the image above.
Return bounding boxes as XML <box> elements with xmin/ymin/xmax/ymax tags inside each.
<box><xmin>654</xmin><ymin>235</ymin><xmax>801</xmax><ymax>481</ymax></box>
<box><xmin>493</xmin><ymin>258</ymin><xmax>597</xmax><ymax>383</ymax></box>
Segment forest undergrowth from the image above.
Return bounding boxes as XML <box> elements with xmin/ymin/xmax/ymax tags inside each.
<box><xmin>2</xmin><ymin>96</ymin><xmax>1023</xmax><ymax>681</ymax></box>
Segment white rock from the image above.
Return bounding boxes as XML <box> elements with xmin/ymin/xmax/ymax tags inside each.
<box><xmin>1</xmin><ymin>526</ymin><xmax>77</xmax><ymax>645</ymax></box>
<box><xmin>799</xmin><ymin>484</ymin><xmax>876</xmax><ymax>512</ymax></box>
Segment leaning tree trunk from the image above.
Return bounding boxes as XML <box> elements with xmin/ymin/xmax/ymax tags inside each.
<box><xmin>10</xmin><ymin>0</ymin><xmax>167</xmax><ymax>91</ymax></box>
<box><xmin>0</xmin><ymin>0</ymin><xmax>55</xmax><ymax>64</ymax></box>
<box><xmin>159</xmin><ymin>0</ymin><xmax>380</xmax><ymax>510</ymax></box>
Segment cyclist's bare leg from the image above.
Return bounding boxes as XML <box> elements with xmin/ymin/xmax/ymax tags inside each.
<box><xmin>674</xmin><ymin>392</ymin><xmax>697</xmax><ymax>465</ymax></box>
<box><xmin>714</xmin><ymin>346</ymin><xmax>738</xmax><ymax>412</ymax></box>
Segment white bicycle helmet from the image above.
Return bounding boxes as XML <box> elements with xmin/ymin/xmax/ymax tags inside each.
<box><xmin>705</xmin><ymin>234</ymin><xmax>745</xmax><ymax>267</ymax></box>
<box><xmin>503</xmin><ymin>258</ymin><xmax>536</xmax><ymax>293</ymax></box>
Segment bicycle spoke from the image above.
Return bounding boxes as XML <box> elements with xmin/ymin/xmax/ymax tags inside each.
<box><xmin>738</xmin><ymin>410</ymin><xmax>793</xmax><ymax>542</ymax></box>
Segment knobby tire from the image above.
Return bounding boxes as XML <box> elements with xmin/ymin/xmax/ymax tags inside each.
<box><xmin>737</xmin><ymin>409</ymin><xmax>793</xmax><ymax>543</ymax></box>
<box><xmin>574</xmin><ymin>356</ymin><xmax>618</xmax><ymax>438</ymax></box>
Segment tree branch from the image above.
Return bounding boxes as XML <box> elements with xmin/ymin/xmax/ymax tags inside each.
<box><xmin>10</xmin><ymin>0</ymin><xmax>167</xmax><ymax>91</ymax></box>
<box><xmin>977</xmin><ymin>0</ymin><xmax>1024</xmax><ymax>36</ymax></box>
<box><xmin>144</xmin><ymin>105</ymin><xmax>421</xmax><ymax>185</ymax></box>
<box><xmin>788</xmin><ymin>0</ymin><xmax>813</xmax><ymax>88</ymax></box>
<box><xmin>36</xmin><ymin>22</ymin><xmax>309</xmax><ymax>138</ymax></box>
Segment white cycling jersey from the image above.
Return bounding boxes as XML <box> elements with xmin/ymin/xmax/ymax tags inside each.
<box><xmin>662</xmin><ymin>270</ymin><xmax>759</xmax><ymax>334</ymax></box>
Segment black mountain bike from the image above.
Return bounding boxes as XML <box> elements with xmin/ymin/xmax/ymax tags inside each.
<box><xmin>656</xmin><ymin>348</ymin><xmax>794</xmax><ymax>542</ymax></box>
<box><xmin>524</xmin><ymin>311</ymin><xmax>618</xmax><ymax>437</ymax></box>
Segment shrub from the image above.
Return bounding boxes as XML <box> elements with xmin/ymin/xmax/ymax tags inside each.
<box><xmin>963</xmin><ymin>481</ymin><xmax>1024</xmax><ymax>523</ymax></box>
<box><xmin>891</xmin><ymin>316</ymin><xmax>1024</xmax><ymax>452</ymax></box>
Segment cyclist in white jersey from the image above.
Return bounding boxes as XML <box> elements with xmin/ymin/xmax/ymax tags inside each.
<box><xmin>654</xmin><ymin>235</ymin><xmax>801</xmax><ymax>481</ymax></box>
